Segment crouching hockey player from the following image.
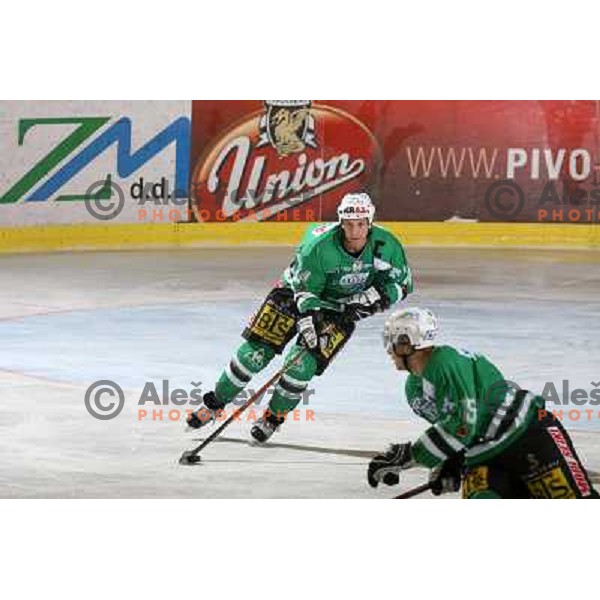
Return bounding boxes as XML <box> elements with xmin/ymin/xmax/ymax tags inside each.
<box><xmin>187</xmin><ymin>192</ymin><xmax>413</xmax><ymax>442</ymax></box>
<box><xmin>368</xmin><ymin>307</ymin><xmax>598</xmax><ymax>499</ymax></box>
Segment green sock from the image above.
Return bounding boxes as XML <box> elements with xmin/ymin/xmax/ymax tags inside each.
<box><xmin>467</xmin><ymin>490</ymin><xmax>502</xmax><ymax>499</ymax></box>
<box><xmin>268</xmin><ymin>345</ymin><xmax>318</xmax><ymax>418</ymax></box>
<box><xmin>215</xmin><ymin>340</ymin><xmax>275</xmax><ymax>405</ymax></box>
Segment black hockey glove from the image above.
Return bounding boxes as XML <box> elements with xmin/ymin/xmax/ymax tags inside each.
<box><xmin>367</xmin><ymin>443</ymin><xmax>414</xmax><ymax>488</ymax></box>
<box><xmin>297</xmin><ymin>311</ymin><xmax>320</xmax><ymax>349</ymax></box>
<box><xmin>429</xmin><ymin>453</ymin><xmax>464</xmax><ymax>496</ymax></box>
<box><xmin>343</xmin><ymin>286</ymin><xmax>390</xmax><ymax>323</ymax></box>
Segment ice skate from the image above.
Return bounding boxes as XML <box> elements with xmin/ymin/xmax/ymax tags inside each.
<box><xmin>250</xmin><ymin>412</ymin><xmax>285</xmax><ymax>443</ymax></box>
<box><xmin>186</xmin><ymin>391</ymin><xmax>225</xmax><ymax>430</ymax></box>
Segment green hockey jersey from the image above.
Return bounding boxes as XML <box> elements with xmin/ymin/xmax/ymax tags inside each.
<box><xmin>282</xmin><ymin>223</ymin><xmax>413</xmax><ymax>314</ymax></box>
<box><xmin>405</xmin><ymin>346</ymin><xmax>544</xmax><ymax>467</ymax></box>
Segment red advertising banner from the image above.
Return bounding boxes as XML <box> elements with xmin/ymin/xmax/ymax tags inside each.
<box><xmin>190</xmin><ymin>101</ymin><xmax>600</xmax><ymax>223</ymax></box>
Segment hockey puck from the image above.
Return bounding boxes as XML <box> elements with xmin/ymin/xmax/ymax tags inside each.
<box><xmin>179</xmin><ymin>451</ymin><xmax>202</xmax><ymax>465</ymax></box>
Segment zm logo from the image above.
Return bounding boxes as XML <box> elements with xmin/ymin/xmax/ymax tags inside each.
<box><xmin>0</xmin><ymin>116</ymin><xmax>191</xmax><ymax>204</ymax></box>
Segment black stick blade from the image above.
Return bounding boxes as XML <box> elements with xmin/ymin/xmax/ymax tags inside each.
<box><xmin>179</xmin><ymin>450</ymin><xmax>202</xmax><ymax>465</ymax></box>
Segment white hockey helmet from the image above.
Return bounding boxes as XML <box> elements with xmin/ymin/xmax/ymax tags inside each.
<box><xmin>337</xmin><ymin>192</ymin><xmax>375</xmax><ymax>225</ymax></box>
<box><xmin>383</xmin><ymin>307</ymin><xmax>439</xmax><ymax>352</ymax></box>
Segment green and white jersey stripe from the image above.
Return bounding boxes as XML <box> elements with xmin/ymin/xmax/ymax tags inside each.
<box><xmin>406</xmin><ymin>346</ymin><xmax>544</xmax><ymax>468</ymax></box>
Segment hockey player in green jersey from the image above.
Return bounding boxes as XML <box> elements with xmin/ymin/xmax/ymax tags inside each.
<box><xmin>187</xmin><ymin>192</ymin><xmax>413</xmax><ymax>442</ymax></box>
<box><xmin>367</xmin><ymin>307</ymin><xmax>598</xmax><ymax>499</ymax></box>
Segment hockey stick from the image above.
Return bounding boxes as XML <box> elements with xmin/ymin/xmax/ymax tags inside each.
<box><xmin>179</xmin><ymin>349</ymin><xmax>307</xmax><ymax>465</ymax></box>
<box><xmin>393</xmin><ymin>482</ymin><xmax>431</xmax><ymax>499</ymax></box>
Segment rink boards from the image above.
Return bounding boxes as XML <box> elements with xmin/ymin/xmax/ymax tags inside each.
<box><xmin>1</xmin><ymin>221</ymin><xmax>600</xmax><ymax>254</ymax></box>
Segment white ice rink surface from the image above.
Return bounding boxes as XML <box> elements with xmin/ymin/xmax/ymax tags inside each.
<box><xmin>0</xmin><ymin>246</ymin><xmax>599</xmax><ymax>498</ymax></box>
